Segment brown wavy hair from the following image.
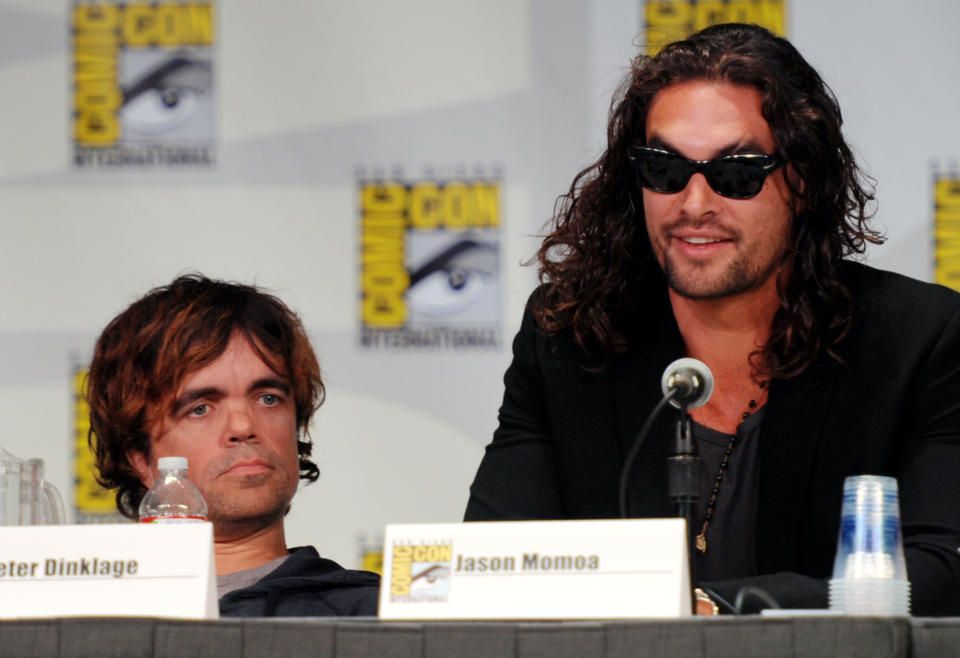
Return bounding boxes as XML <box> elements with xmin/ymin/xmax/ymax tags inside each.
<box><xmin>536</xmin><ymin>23</ymin><xmax>883</xmax><ymax>376</ymax></box>
<box><xmin>86</xmin><ymin>274</ymin><xmax>324</xmax><ymax>519</ymax></box>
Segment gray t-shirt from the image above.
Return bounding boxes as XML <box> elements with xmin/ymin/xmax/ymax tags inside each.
<box><xmin>217</xmin><ymin>554</ymin><xmax>291</xmax><ymax>599</ymax></box>
<box><xmin>691</xmin><ymin>407</ymin><xmax>764</xmax><ymax>583</ymax></box>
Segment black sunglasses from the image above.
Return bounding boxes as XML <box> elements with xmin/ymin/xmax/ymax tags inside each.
<box><xmin>627</xmin><ymin>146</ymin><xmax>783</xmax><ymax>199</ymax></box>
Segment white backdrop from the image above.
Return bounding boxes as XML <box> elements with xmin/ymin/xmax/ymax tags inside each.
<box><xmin>0</xmin><ymin>0</ymin><xmax>957</xmax><ymax>567</ymax></box>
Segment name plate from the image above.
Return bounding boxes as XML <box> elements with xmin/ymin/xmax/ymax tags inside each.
<box><xmin>0</xmin><ymin>523</ymin><xmax>218</xmax><ymax>619</ymax></box>
<box><xmin>379</xmin><ymin>519</ymin><xmax>690</xmax><ymax>620</ymax></box>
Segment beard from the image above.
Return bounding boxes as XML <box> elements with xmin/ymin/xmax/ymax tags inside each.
<box><xmin>205</xmin><ymin>475</ymin><xmax>294</xmax><ymax>528</ymax></box>
<box><xmin>656</xmin><ymin>223</ymin><xmax>788</xmax><ymax>301</ymax></box>
<box><xmin>661</xmin><ymin>250</ymin><xmax>771</xmax><ymax>300</ymax></box>
<box><xmin>200</xmin><ymin>448</ymin><xmax>299</xmax><ymax>539</ymax></box>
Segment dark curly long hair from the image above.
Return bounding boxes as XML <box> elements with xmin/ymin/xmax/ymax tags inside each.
<box><xmin>86</xmin><ymin>274</ymin><xmax>324</xmax><ymax>519</ymax></box>
<box><xmin>535</xmin><ymin>23</ymin><xmax>883</xmax><ymax>377</ymax></box>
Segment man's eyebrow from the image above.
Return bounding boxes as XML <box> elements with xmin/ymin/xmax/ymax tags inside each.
<box><xmin>645</xmin><ymin>135</ymin><xmax>675</xmax><ymax>152</ymax></box>
<box><xmin>718</xmin><ymin>139</ymin><xmax>769</xmax><ymax>156</ymax></box>
<box><xmin>250</xmin><ymin>377</ymin><xmax>291</xmax><ymax>394</ymax></box>
<box><xmin>172</xmin><ymin>387</ymin><xmax>222</xmax><ymax>414</ymax></box>
<box><xmin>645</xmin><ymin>135</ymin><xmax>769</xmax><ymax>158</ymax></box>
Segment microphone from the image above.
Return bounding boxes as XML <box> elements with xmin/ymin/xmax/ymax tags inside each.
<box><xmin>619</xmin><ymin>357</ymin><xmax>716</xmax><ymax>519</ymax></box>
<box><xmin>660</xmin><ymin>358</ymin><xmax>714</xmax><ymax>410</ymax></box>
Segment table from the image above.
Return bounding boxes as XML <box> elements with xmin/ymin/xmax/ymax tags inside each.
<box><xmin>2</xmin><ymin>615</ymin><xmax>948</xmax><ymax>657</ymax></box>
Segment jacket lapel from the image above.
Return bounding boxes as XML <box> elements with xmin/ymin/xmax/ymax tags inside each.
<box><xmin>755</xmin><ymin>357</ymin><xmax>840</xmax><ymax>572</ymax></box>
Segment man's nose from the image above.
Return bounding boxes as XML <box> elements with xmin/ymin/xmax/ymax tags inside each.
<box><xmin>679</xmin><ymin>172</ymin><xmax>722</xmax><ymax>217</ymax></box>
<box><xmin>225</xmin><ymin>403</ymin><xmax>256</xmax><ymax>442</ymax></box>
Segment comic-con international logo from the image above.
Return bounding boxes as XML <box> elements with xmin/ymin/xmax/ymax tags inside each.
<box><xmin>359</xmin><ymin>174</ymin><xmax>501</xmax><ymax>350</ymax></box>
<box><xmin>645</xmin><ymin>0</ymin><xmax>786</xmax><ymax>54</ymax></box>
<box><xmin>71</xmin><ymin>1</ymin><xmax>215</xmax><ymax>168</ymax></box>
<box><xmin>390</xmin><ymin>542</ymin><xmax>453</xmax><ymax>603</ymax></box>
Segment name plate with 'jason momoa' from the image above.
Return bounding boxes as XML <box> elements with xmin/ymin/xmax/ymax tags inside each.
<box><xmin>0</xmin><ymin>523</ymin><xmax>217</xmax><ymax>619</ymax></box>
<box><xmin>379</xmin><ymin>519</ymin><xmax>690</xmax><ymax>620</ymax></box>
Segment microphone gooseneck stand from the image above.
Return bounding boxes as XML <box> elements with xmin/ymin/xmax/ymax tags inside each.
<box><xmin>619</xmin><ymin>358</ymin><xmax>713</xmax><ymax>616</ymax></box>
<box><xmin>617</xmin><ymin>390</ymin><xmax>676</xmax><ymax>519</ymax></box>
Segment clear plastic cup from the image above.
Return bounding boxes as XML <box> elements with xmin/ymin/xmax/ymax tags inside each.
<box><xmin>828</xmin><ymin>475</ymin><xmax>910</xmax><ymax>615</ymax></box>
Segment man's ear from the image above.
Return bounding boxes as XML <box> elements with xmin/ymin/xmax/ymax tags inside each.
<box><xmin>128</xmin><ymin>450</ymin><xmax>156</xmax><ymax>489</ymax></box>
<box><xmin>786</xmin><ymin>164</ymin><xmax>805</xmax><ymax>214</ymax></box>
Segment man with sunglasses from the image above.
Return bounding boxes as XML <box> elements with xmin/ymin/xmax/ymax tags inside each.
<box><xmin>465</xmin><ymin>23</ymin><xmax>960</xmax><ymax>615</ymax></box>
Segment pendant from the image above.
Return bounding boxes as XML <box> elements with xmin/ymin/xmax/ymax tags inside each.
<box><xmin>695</xmin><ymin>533</ymin><xmax>707</xmax><ymax>553</ymax></box>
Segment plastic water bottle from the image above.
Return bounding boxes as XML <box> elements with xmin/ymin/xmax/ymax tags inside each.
<box><xmin>138</xmin><ymin>456</ymin><xmax>208</xmax><ymax>523</ymax></box>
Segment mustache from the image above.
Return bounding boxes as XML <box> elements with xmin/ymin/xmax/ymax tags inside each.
<box><xmin>665</xmin><ymin>218</ymin><xmax>741</xmax><ymax>240</ymax></box>
<box><xmin>213</xmin><ymin>448</ymin><xmax>284</xmax><ymax>475</ymax></box>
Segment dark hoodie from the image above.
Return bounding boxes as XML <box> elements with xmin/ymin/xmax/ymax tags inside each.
<box><xmin>219</xmin><ymin>546</ymin><xmax>380</xmax><ymax>617</ymax></box>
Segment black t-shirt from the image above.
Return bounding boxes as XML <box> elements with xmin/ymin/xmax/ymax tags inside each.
<box><xmin>691</xmin><ymin>408</ymin><xmax>764</xmax><ymax>583</ymax></box>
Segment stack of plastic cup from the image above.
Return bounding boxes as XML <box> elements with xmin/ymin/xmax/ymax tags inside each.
<box><xmin>828</xmin><ymin>475</ymin><xmax>910</xmax><ymax>615</ymax></box>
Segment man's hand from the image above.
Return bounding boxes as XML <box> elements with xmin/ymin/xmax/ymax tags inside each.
<box><xmin>694</xmin><ymin>588</ymin><xmax>719</xmax><ymax>616</ymax></box>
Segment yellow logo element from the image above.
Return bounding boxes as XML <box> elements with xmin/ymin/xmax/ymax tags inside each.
<box><xmin>362</xmin><ymin>548</ymin><xmax>383</xmax><ymax>575</ymax></box>
<box><xmin>645</xmin><ymin>0</ymin><xmax>786</xmax><ymax>55</ymax></box>
<box><xmin>72</xmin><ymin>5</ymin><xmax>122</xmax><ymax>144</ymax></box>
<box><xmin>122</xmin><ymin>3</ymin><xmax>213</xmax><ymax>48</ymax></box>
<box><xmin>390</xmin><ymin>545</ymin><xmax>414</xmax><ymax>596</ymax></box>
<box><xmin>935</xmin><ymin>176</ymin><xmax>960</xmax><ymax>289</ymax></box>
<box><xmin>73</xmin><ymin>368</ymin><xmax>116</xmax><ymax>514</ymax></box>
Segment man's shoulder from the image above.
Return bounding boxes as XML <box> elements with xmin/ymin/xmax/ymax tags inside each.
<box><xmin>266</xmin><ymin>545</ymin><xmax>380</xmax><ymax>588</ymax></box>
<box><xmin>842</xmin><ymin>260</ymin><xmax>960</xmax><ymax>315</ymax></box>
<box><xmin>839</xmin><ymin>261</ymin><xmax>960</xmax><ymax>361</ymax></box>
<box><xmin>219</xmin><ymin>546</ymin><xmax>380</xmax><ymax>618</ymax></box>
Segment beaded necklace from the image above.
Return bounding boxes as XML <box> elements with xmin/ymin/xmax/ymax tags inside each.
<box><xmin>694</xmin><ymin>380</ymin><xmax>767</xmax><ymax>554</ymax></box>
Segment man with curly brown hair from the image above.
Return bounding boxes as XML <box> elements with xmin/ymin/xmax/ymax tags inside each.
<box><xmin>87</xmin><ymin>274</ymin><xmax>378</xmax><ymax>616</ymax></box>
<box><xmin>466</xmin><ymin>24</ymin><xmax>960</xmax><ymax>615</ymax></box>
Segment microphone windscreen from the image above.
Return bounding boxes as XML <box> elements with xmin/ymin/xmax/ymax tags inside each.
<box><xmin>660</xmin><ymin>357</ymin><xmax>714</xmax><ymax>409</ymax></box>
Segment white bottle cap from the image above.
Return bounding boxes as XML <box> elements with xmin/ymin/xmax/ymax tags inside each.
<box><xmin>157</xmin><ymin>456</ymin><xmax>188</xmax><ymax>471</ymax></box>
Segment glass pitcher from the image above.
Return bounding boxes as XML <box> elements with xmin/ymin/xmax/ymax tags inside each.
<box><xmin>0</xmin><ymin>448</ymin><xmax>65</xmax><ymax>526</ymax></box>
<box><xmin>0</xmin><ymin>447</ymin><xmax>20</xmax><ymax>526</ymax></box>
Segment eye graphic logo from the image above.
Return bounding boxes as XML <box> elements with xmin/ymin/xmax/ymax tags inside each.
<box><xmin>120</xmin><ymin>53</ymin><xmax>213</xmax><ymax>138</ymax></box>
<box><xmin>390</xmin><ymin>543</ymin><xmax>453</xmax><ymax>602</ymax></box>
<box><xmin>359</xmin><ymin>174</ymin><xmax>502</xmax><ymax>350</ymax></box>
<box><xmin>407</xmin><ymin>236</ymin><xmax>497</xmax><ymax>318</ymax></box>
<box><xmin>71</xmin><ymin>1</ymin><xmax>216</xmax><ymax>168</ymax></box>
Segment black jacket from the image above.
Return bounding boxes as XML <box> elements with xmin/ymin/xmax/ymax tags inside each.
<box><xmin>465</xmin><ymin>262</ymin><xmax>960</xmax><ymax>615</ymax></box>
<box><xmin>219</xmin><ymin>546</ymin><xmax>380</xmax><ymax>617</ymax></box>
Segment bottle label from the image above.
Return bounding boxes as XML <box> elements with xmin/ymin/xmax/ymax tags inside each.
<box><xmin>139</xmin><ymin>515</ymin><xmax>207</xmax><ymax>523</ymax></box>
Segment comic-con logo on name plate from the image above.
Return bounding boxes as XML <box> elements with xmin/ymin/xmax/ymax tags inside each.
<box><xmin>359</xmin><ymin>172</ymin><xmax>502</xmax><ymax>350</ymax></box>
<box><xmin>390</xmin><ymin>542</ymin><xmax>453</xmax><ymax>603</ymax></box>
<box><xmin>71</xmin><ymin>1</ymin><xmax>216</xmax><ymax>168</ymax></box>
